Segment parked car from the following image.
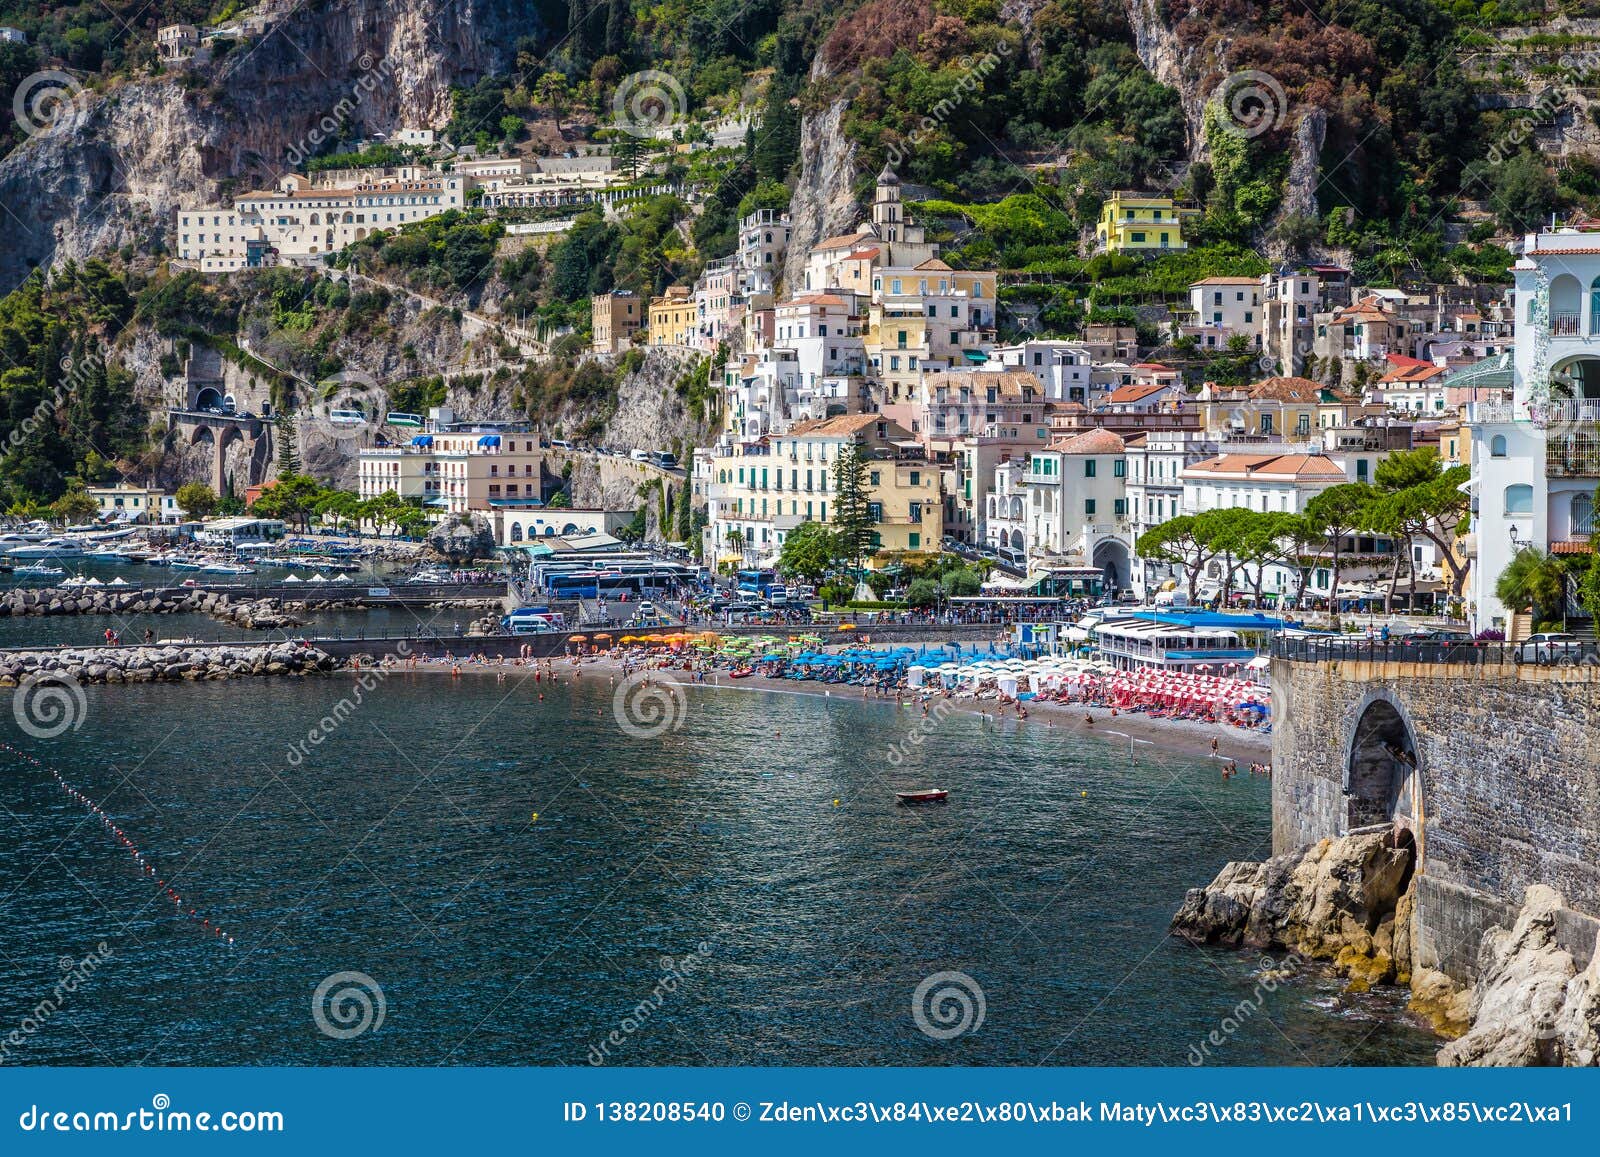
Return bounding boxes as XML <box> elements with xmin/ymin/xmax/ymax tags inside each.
<box><xmin>1519</xmin><ymin>632</ymin><xmax>1586</xmax><ymax>664</ymax></box>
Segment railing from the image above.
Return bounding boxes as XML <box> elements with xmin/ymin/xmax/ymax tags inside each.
<box><xmin>1553</xmin><ymin>313</ymin><xmax>1582</xmax><ymax>336</ymax></box>
<box><xmin>1271</xmin><ymin>636</ymin><xmax>1599</xmax><ymax>666</ymax></box>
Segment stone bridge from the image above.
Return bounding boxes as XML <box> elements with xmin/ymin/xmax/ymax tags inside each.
<box><xmin>1271</xmin><ymin>649</ymin><xmax>1600</xmax><ymax>982</ymax></box>
<box><xmin>167</xmin><ymin>410</ymin><xmax>273</xmax><ymax>494</ymax></box>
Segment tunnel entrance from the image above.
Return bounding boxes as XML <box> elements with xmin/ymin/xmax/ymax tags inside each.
<box><xmin>1345</xmin><ymin>697</ymin><xmax>1423</xmax><ymax>834</ymax></box>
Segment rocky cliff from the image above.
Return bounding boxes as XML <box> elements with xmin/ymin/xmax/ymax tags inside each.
<box><xmin>784</xmin><ymin>82</ymin><xmax>861</xmax><ymax>296</ymax></box>
<box><xmin>0</xmin><ymin>0</ymin><xmax>540</xmax><ymax>290</ymax></box>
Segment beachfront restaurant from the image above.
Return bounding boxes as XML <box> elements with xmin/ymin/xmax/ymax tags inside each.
<box><xmin>1093</xmin><ymin>612</ymin><xmax>1265</xmax><ymax>671</ymax></box>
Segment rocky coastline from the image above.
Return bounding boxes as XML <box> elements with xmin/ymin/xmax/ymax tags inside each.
<box><xmin>0</xmin><ymin>584</ymin><xmax>499</xmax><ymax>629</ymax></box>
<box><xmin>0</xmin><ymin>642</ymin><xmax>340</xmax><ymax>685</ymax></box>
<box><xmin>1172</xmin><ymin>829</ymin><xmax>1600</xmax><ymax>1065</ymax></box>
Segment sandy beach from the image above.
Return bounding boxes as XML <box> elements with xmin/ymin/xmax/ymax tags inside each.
<box><xmin>380</xmin><ymin>646</ymin><xmax>1274</xmax><ymax>766</ymax></box>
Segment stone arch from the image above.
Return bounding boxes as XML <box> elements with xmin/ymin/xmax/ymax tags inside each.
<box><xmin>1009</xmin><ymin>528</ymin><xmax>1023</xmax><ymax>551</ymax></box>
<box><xmin>1093</xmin><ymin>537</ymin><xmax>1132</xmax><ymax>592</ymax></box>
<box><xmin>194</xmin><ymin>386</ymin><xmax>223</xmax><ymax>411</ymax></box>
<box><xmin>1343</xmin><ymin>691</ymin><xmax>1425</xmax><ymax>839</ymax></box>
<box><xmin>1552</xmin><ymin>273</ymin><xmax>1582</xmax><ymax>328</ymax></box>
<box><xmin>189</xmin><ymin>424</ymin><xmax>215</xmax><ymax>448</ymax></box>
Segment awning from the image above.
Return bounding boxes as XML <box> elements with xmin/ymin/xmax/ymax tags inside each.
<box><xmin>477</xmin><ymin>434</ymin><xmax>501</xmax><ymax>448</ymax></box>
<box><xmin>411</xmin><ymin>435</ymin><xmax>433</xmax><ymax>447</ymax></box>
<box><xmin>963</xmin><ymin>350</ymin><xmax>989</xmax><ymax>363</ymax></box>
<box><xmin>1246</xmin><ymin>655</ymin><xmax>1271</xmax><ymax>669</ymax></box>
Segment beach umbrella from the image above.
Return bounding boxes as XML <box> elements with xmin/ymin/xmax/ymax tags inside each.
<box><xmin>283</xmin><ymin>575</ymin><xmax>303</xmax><ymax>583</ymax></box>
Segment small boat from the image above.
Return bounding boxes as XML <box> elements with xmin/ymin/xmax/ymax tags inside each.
<box><xmin>728</xmin><ymin>666</ymin><xmax>755</xmax><ymax>678</ymax></box>
<box><xmin>14</xmin><ymin>564</ymin><xmax>65</xmax><ymax>578</ymax></box>
<box><xmin>202</xmin><ymin>562</ymin><xmax>256</xmax><ymax>575</ymax></box>
<box><xmin>896</xmin><ymin>789</ymin><xmax>949</xmax><ymax>806</ymax></box>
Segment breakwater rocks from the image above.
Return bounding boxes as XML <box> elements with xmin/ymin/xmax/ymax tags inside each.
<box><xmin>1173</xmin><ymin>831</ymin><xmax>1600</xmax><ymax>1066</ymax></box>
<box><xmin>0</xmin><ymin>643</ymin><xmax>338</xmax><ymax>685</ymax></box>
<box><xmin>0</xmin><ymin>585</ymin><xmax>233</xmax><ymax>619</ymax></box>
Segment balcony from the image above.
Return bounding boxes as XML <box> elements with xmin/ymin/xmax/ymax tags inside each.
<box><xmin>1547</xmin><ymin>429</ymin><xmax>1600</xmax><ymax>477</ymax></box>
<box><xmin>1553</xmin><ymin>313</ymin><xmax>1582</xmax><ymax>336</ymax></box>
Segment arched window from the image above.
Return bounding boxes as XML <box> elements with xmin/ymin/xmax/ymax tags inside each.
<box><xmin>1590</xmin><ymin>276</ymin><xmax>1600</xmax><ymax>332</ymax></box>
<box><xmin>1490</xmin><ymin>434</ymin><xmax>1507</xmax><ymax>458</ymax></box>
<box><xmin>1504</xmin><ymin>484</ymin><xmax>1533</xmax><ymax>515</ymax></box>
<box><xmin>510</xmin><ymin>523</ymin><xmax>523</xmax><ymax>542</ymax></box>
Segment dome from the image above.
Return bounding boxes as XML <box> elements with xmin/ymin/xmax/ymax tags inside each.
<box><xmin>876</xmin><ymin>164</ymin><xmax>900</xmax><ymax>187</ymax></box>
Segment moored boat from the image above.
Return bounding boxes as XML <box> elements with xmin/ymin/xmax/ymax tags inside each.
<box><xmin>895</xmin><ymin>789</ymin><xmax>949</xmax><ymax>805</ymax></box>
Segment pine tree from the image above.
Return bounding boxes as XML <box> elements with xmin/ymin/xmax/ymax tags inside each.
<box><xmin>604</xmin><ymin>0</ymin><xmax>628</xmax><ymax>57</ymax></box>
<box><xmin>752</xmin><ymin>80</ymin><xmax>800</xmax><ymax>185</ymax></box>
<box><xmin>831</xmin><ymin>441</ymin><xmax>873</xmax><ymax>577</ymax></box>
<box><xmin>275</xmin><ymin>412</ymin><xmax>300</xmax><ymax>476</ymax></box>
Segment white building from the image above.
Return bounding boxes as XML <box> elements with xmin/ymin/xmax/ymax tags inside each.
<box><xmin>1184</xmin><ymin>276</ymin><xmax>1261</xmax><ymax>349</ymax></box>
<box><xmin>985</xmin><ymin>340</ymin><xmax>1097</xmax><ymax>405</ymax></box>
<box><xmin>1469</xmin><ymin>227</ymin><xmax>1600</xmax><ymax>630</ymax></box>
<box><xmin>1023</xmin><ymin>429</ymin><xmax>1131</xmax><ymax>588</ymax></box>
<box><xmin>176</xmin><ymin>172</ymin><xmax>465</xmax><ymax>271</ymax></box>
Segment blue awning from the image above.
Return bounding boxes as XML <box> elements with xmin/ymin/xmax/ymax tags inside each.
<box><xmin>478</xmin><ymin>434</ymin><xmax>501</xmax><ymax>448</ymax></box>
<box><xmin>411</xmin><ymin>435</ymin><xmax>433</xmax><ymax>447</ymax></box>
<box><xmin>963</xmin><ymin>350</ymin><xmax>989</xmax><ymax>363</ymax></box>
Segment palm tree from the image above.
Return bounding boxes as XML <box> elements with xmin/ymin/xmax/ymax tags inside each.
<box><xmin>1496</xmin><ymin>548</ymin><xmax>1571</xmax><ymax>629</ymax></box>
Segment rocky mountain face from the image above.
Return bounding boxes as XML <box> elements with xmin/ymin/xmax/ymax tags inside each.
<box><xmin>0</xmin><ymin>0</ymin><xmax>541</xmax><ymax>290</ymax></box>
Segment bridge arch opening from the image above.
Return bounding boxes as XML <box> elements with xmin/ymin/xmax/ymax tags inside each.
<box><xmin>1345</xmin><ymin>697</ymin><xmax>1423</xmax><ymax>835</ymax></box>
<box><xmin>195</xmin><ymin>386</ymin><xmax>223</xmax><ymax>411</ymax></box>
<box><xmin>1094</xmin><ymin>538</ymin><xmax>1131</xmax><ymax>593</ymax></box>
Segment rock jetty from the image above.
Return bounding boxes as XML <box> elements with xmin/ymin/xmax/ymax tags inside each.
<box><xmin>0</xmin><ymin>642</ymin><xmax>338</xmax><ymax>684</ymax></box>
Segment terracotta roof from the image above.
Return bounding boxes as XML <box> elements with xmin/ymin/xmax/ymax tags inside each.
<box><xmin>1550</xmin><ymin>540</ymin><xmax>1593</xmax><ymax>555</ymax></box>
<box><xmin>914</xmin><ymin>258</ymin><xmax>954</xmax><ymax>271</ymax></box>
<box><xmin>779</xmin><ymin>293</ymin><xmax>849</xmax><ymax>307</ymax></box>
<box><xmin>813</xmin><ymin>230</ymin><xmax>875</xmax><ymax>251</ymax></box>
<box><xmin>1050</xmin><ymin>429</ymin><xmax>1125</xmax><ymax>455</ymax></box>
<box><xmin>1132</xmin><ymin>362</ymin><xmax>1176</xmax><ymax>371</ymax></box>
<box><xmin>930</xmin><ymin>371</ymin><xmax>1039</xmax><ymax>398</ymax></box>
<box><xmin>1191</xmin><ymin>276</ymin><xmax>1261</xmax><ymax>286</ymax></box>
<box><xmin>1246</xmin><ymin>376</ymin><xmax>1322</xmax><ymax>402</ymax></box>
<box><xmin>1105</xmin><ymin>383</ymin><xmax>1171</xmax><ymax>404</ymax></box>
<box><xmin>1378</xmin><ymin>364</ymin><xmax>1447</xmax><ymax>384</ymax></box>
<box><xmin>785</xmin><ymin>413</ymin><xmax>897</xmax><ymax>437</ymax></box>
<box><xmin>1184</xmin><ymin>453</ymin><xmax>1346</xmax><ymax>480</ymax></box>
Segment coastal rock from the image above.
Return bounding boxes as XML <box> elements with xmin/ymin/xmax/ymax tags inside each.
<box><xmin>1171</xmin><ymin>828</ymin><xmax>1415</xmax><ymax>986</ymax></box>
<box><xmin>1437</xmin><ymin>886</ymin><xmax>1600</xmax><ymax>1067</ymax></box>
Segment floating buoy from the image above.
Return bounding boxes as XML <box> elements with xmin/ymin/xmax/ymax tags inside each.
<box><xmin>530</xmin><ymin>812</ymin><xmax>539</xmax><ymax>822</ymax></box>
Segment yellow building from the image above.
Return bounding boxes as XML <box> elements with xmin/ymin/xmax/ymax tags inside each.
<box><xmin>1095</xmin><ymin>192</ymin><xmax>1196</xmax><ymax>253</ymax></box>
<box><xmin>704</xmin><ymin>414</ymin><xmax>944</xmax><ymax>563</ymax></box>
<box><xmin>648</xmin><ymin>285</ymin><xmax>696</xmax><ymax>347</ymax></box>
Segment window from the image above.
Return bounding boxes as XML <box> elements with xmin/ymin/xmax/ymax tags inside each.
<box><xmin>908</xmin><ymin>532</ymin><xmax>921</xmax><ymax>550</ymax></box>
<box><xmin>1490</xmin><ymin>434</ymin><xmax>1507</xmax><ymax>458</ymax></box>
<box><xmin>1356</xmin><ymin>459</ymin><xmax>1369</xmax><ymax>481</ymax></box>
<box><xmin>1113</xmin><ymin>459</ymin><xmax>1126</xmax><ymax>478</ymax></box>
<box><xmin>1130</xmin><ymin>231</ymin><xmax>1145</xmax><ymax>243</ymax></box>
<box><xmin>866</xmin><ymin>502</ymin><xmax>883</xmax><ymax>523</ymax></box>
<box><xmin>1505</xmin><ymin>484</ymin><xmax>1533</xmax><ymax>515</ymax></box>
<box><xmin>1085</xmin><ymin>460</ymin><xmax>1097</xmax><ymax>478</ymax></box>
<box><xmin>869</xmin><ymin>470</ymin><xmax>881</xmax><ymax>486</ymax></box>
<box><xmin>1085</xmin><ymin>499</ymin><xmax>1097</xmax><ymax>516</ymax></box>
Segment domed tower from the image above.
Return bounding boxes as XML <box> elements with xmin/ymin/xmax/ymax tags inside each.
<box><xmin>872</xmin><ymin>164</ymin><xmax>902</xmax><ymax>242</ymax></box>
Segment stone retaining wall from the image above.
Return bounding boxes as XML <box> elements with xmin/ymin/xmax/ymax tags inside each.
<box><xmin>1272</xmin><ymin>657</ymin><xmax>1600</xmax><ymax>982</ymax></box>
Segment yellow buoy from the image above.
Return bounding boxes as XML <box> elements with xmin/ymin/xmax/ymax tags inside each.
<box><xmin>1080</xmin><ymin>791</ymin><xmax>1087</xmax><ymax>798</ymax></box>
<box><xmin>531</xmin><ymin>812</ymin><xmax>539</xmax><ymax>822</ymax></box>
<box><xmin>833</xmin><ymin>799</ymin><xmax>840</xmax><ymax>806</ymax></box>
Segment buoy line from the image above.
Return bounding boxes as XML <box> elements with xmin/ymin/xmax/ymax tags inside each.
<box><xmin>3</xmin><ymin>741</ymin><xmax>235</xmax><ymax>945</ymax></box>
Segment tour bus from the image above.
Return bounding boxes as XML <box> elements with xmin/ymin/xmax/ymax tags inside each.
<box><xmin>328</xmin><ymin>408</ymin><xmax>366</xmax><ymax>425</ymax></box>
<box><xmin>502</xmin><ymin>607</ymin><xmax>564</xmax><ymax>634</ymax></box>
<box><xmin>649</xmin><ymin>451</ymin><xmax>678</xmax><ymax>470</ymax></box>
<box><xmin>385</xmin><ymin>411</ymin><xmax>424</xmax><ymax>428</ymax></box>
<box><xmin>736</xmin><ymin>568</ymin><xmax>778</xmax><ymax>596</ymax></box>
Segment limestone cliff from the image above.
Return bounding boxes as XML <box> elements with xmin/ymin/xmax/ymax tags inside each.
<box><xmin>1171</xmin><ymin>828</ymin><xmax>1417</xmax><ymax>989</ymax></box>
<box><xmin>0</xmin><ymin>0</ymin><xmax>540</xmax><ymax>290</ymax></box>
<box><xmin>784</xmin><ymin>86</ymin><xmax>860</xmax><ymax>296</ymax></box>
